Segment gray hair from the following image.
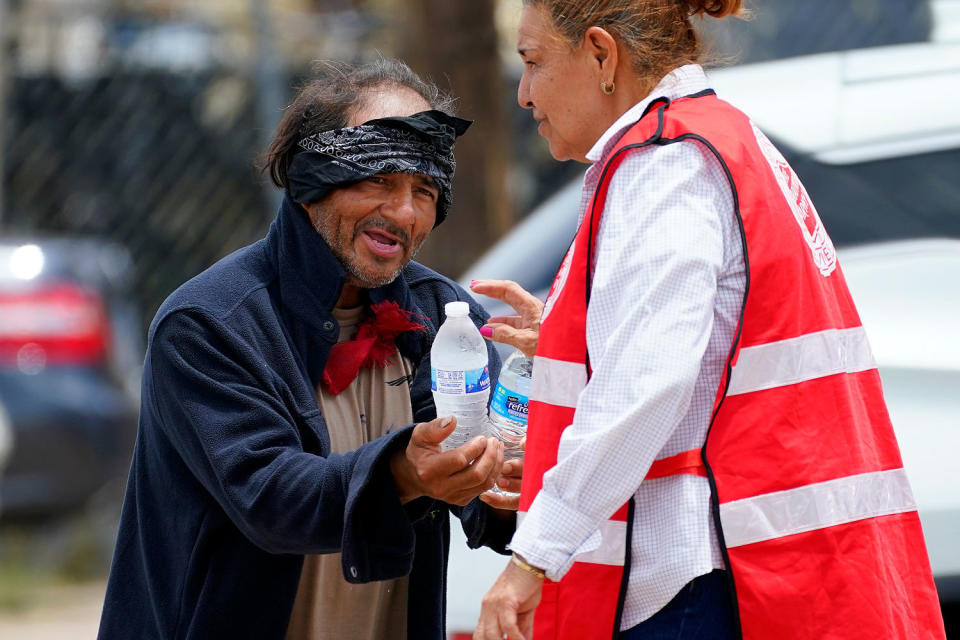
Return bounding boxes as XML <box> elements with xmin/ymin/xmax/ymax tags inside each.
<box><xmin>261</xmin><ymin>57</ymin><xmax>455</xmax><ymax>192</ymax></box>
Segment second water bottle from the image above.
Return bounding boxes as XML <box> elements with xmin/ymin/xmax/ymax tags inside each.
<box><xmin>487</xmin><ymin>349</ymin><xmax>532</xmax><ymax>495</ymax></box>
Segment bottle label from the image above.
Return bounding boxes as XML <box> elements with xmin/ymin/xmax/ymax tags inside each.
<box><xmin>490</xmin><ymin>382</ymin><xmax>529</xmax><ymax>423</ymax></box>
<box><xmin>431</xmin><ymin>366</ymin><xmax>490</xmax><ymax>395</ymax></box>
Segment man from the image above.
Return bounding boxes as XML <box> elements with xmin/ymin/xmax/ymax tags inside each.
<box><xmin>99</xmin><ymin>58</ymin><xmax>517</xmax><ymax>640</ymax></box>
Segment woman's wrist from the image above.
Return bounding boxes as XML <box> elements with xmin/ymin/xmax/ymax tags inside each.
<box><xmin>511</xmin><ymin>552</ymin><xmax>546</xmax><ymax>579</ymax></box>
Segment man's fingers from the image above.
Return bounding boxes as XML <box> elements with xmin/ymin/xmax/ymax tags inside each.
<box><xmin>427</xmin><ymin>435</ymin><xmax>488</xmax><ymax>477</ymax></box>
<box><xmin>444</xmin><ymin>438</ymin><xmax>502</xmax><ymax>504</ymax></box>
<box><xmin>412</xmin><ymin>415</ymin><xmax>457</xmax><ymax>447</ymax></box>
<box><xmin>452</xmin><ymin>437</ymin><xmax>502</xmax><ymax>484</ymax></box>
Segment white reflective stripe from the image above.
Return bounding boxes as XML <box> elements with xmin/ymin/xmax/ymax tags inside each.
<box><xmin>719</xmin><ymin>468</ymin><xmax>917</xmax><ymax>548</ymax></box>
<box><xmin>516</xmin><ymin>511</ymin><xmax>627</xmax><ymax>567</ymax></box>
<box><xmin>727</xmin><ymin>327</ymin><xmax>876</xmax><ymax>396</ymax></box>
<box><xmin>530</xmin><ymin>355</ymin><xmax>587</xmax><ymax>409</ymax></box>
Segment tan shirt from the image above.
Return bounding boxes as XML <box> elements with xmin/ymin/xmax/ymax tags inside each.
<box><xmin>285</xmin><ymin>306</ymin><xmax>414</xmax><ymax>640</ymax></box>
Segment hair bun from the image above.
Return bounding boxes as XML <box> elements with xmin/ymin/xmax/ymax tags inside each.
<box><xmin>686</xmin><ymin>0</ymin><xmax>742</xmax><ymax>17</ymax></box>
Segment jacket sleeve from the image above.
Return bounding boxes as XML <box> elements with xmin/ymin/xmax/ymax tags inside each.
<box><xmin>146</xmin><ymin>308</ymin><xmax>419</xmax><ymax>578</ymax></box>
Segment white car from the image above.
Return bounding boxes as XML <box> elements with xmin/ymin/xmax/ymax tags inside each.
<box><xmin>449</xmin><ymin>41</ymin><xmax>960</xmax><ymax>637</ymax></box>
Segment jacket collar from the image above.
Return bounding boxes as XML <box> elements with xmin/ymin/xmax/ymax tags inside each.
<box><xmin>264</xmin><ymin>196</ymin><xmax>430</xmax><ymax>386</ymax></box>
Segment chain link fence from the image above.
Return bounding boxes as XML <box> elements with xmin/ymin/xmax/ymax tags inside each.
<box><xmin>5</xmin><ymin>70</ymin><xmax>270</xmax><ymax>318</ymax></box>
<box><xmin>0</xmin><ymin>0</ymin><xmax>936</xmax><ymax>330</ymax></box>
<box><xmin>0</xmin><ymin>1</ymin><xmax>379</xmax><ymax>330</ymax></box>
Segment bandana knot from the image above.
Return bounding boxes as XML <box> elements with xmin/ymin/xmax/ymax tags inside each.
<box><xmin>321</xmin><ymin>301</ymin><xmax>427</xmax><ymax>395</ymax></box>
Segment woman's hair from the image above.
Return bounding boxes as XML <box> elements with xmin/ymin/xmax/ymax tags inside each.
<box><xmin>524</xmin><ymin>0</ymin><xmax>743</xmax><ymax>79</ymax></box>
<box><xmin>261</xmin><ymin>57</ymin><xmax>455</xmax><ymax>192</ymax></box>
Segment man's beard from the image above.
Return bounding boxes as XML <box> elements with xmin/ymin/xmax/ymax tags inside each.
<box><xmin>311</xmin><ymin>206</ymin><xmax>426</xmax><ymax>288</ymax></box>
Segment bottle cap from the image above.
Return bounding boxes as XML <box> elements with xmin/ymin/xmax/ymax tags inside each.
<box><xmin>444</xmin><ymin>301</ymin><xmax>469</xmax><ymax>317</ymax></box>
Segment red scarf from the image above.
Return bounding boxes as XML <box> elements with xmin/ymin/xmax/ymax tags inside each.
<box><xmin>321</xmin><ymin>300</ymin><xmax>426</xmax><ymax>395</ymax></box>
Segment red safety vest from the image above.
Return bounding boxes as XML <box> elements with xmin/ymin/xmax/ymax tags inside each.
<box><xmin>518</xmin><ymin>92</ymin><xmax>945</xmax><ymax>640</ymax></box>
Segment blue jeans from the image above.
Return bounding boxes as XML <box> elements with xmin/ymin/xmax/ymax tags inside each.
<box><xmin>620</xmin><ymin>570</ymin><xmax>737</xmax><ymax>640</ymax></box>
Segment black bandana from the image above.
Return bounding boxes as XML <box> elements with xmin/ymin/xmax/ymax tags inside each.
<box><xmin>287</xmin><ymin>110</ymin><xmax>471</xmax><ymax>226</ymax></box>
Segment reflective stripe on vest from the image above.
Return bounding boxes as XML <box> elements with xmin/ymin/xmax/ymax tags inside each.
<box><xmin>727</xmin><ymin>326</ymin><xmax>876</xmax><ymax>396</ymax></box>
<box><xmin>530</xmin><ymin>355</ymin><xmax>587</xmax><ymax>408</ymax></box>
<box><xmin>720</xmin><ymin>468</ymin><xmax>916</xmax><ymax>548</ymax></box>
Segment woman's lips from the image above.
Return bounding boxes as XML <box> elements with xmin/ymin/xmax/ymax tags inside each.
<box><xmin>362</xmin><ymin>229</ymin><xmax>403</xmax><ymax>257</ymax></box>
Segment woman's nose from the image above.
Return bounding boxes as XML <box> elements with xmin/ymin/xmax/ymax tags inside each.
<box><xmin>517</xmin><ymin>73</ymin><xmax>533</xmax><ymax>110</ymax></box>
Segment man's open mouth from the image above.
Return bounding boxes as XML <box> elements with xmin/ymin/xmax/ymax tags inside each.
<box><xmin>362</xmin><ymin>229</ymin><xmax>404</xmax><ymax>258</ymax></box>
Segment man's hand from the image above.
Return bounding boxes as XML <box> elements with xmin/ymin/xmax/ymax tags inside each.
<box><xmin>390</xmin><ymin>416</ymin><xmax>504</xmax><ymax>506</ymax></box>
<box><xmin>474</xmin><ymin>558</ymin><xmax>544</xmax><ymax>640</ymax></box>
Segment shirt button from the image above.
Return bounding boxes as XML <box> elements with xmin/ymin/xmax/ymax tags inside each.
<box><xmin>322</xmin><ymin>320</ymin><xmax>335</xmax><ymax>332</ymax></box>
<box><xmin>349</xmin><ymin>566</ymin><xmax>358</xmax><ymax>578</ymax></box>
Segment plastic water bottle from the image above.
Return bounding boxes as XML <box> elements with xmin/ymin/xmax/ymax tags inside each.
<box><xmin>431</xmin><ymin>301</ymin><xmax>490</xmax><ymax>452</ymax></box>
<box><xmin>487</xmin><ymin>349</ymin><xmax>532</xmax><ymax>495</ymax></box>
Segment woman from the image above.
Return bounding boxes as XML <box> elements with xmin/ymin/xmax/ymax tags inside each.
<box><xmin>471</xmin><ymin>1</ymin><xmax>945</xmax><ymax>639</ymax></box>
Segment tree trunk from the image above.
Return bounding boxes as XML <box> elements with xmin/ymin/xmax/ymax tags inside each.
<box><xmin>398</xmin><ymin>0</ymin><xmax>511</xmax><ymax>280</ymax></box>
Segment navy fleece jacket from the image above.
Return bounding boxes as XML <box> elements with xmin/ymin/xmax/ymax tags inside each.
<box><xmin>98</xmin><ymin>198</ymin><xmax>511</xmax><ymax>639</ymax></box>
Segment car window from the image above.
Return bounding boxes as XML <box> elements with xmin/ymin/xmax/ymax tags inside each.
<box><xmin>784</xmin><ymin>147</ymin><xmax>960</xmax><ymax>247</ymax></box>
<box><xmin>463</xmin><ymin>142</ymin><xmax>960</xmax><ymax>306</ymax></box>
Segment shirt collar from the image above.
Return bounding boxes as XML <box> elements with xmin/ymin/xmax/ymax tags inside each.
<box><xmin>585</xmin><ymin>64</ymin><xmax>710</xmax><ymax>164</ymax></box>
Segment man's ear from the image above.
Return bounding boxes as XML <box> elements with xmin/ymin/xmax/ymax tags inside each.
<box><xmin>301</xmin><ymin>201</ymin><xmax>314</xmax><ymax>220</ymax></box>
<box><xmin>583</xmin><ymin>26</ymin><xmax>618</xmax><ymax>75</ymax></box>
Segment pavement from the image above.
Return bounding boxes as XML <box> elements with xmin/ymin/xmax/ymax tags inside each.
<box><xmin>0</xmin><ymin>580</ymin><xmax>104</xmax><ymax>638</ymax></box>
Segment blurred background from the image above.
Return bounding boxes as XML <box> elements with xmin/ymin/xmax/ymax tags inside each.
<box><xmin>0</xmin><ymin>0</ymin><xmax>957</xmax><ymax>637</ymax></box>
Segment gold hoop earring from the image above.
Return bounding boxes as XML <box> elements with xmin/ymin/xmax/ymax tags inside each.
<box><xmin>601</xmin><ymin>81</ymin><xmax>615</xmax><ymax>95</ymax></box>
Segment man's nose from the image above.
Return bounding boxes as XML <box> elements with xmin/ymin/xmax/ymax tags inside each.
<box><xmin>380</xmin><ymin>183</ymin><xmax>417</xmax><ymax>224</ymax></box>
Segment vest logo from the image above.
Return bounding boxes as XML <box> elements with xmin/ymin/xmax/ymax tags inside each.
<box><xmin>541</xmin><ymin>241</ymin><xmax>575</xmax><ymax>323</ymax></box>
<box><xmin>751</xmin><ymin>122</ymin><xmax>837</xmax><ymax>277</ymax></box>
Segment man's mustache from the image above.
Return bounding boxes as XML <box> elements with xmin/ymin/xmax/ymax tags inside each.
<box><xmin>356</xmin><ymin>218</ymin><xmax>411</xmax><ymax>247</ymax></box>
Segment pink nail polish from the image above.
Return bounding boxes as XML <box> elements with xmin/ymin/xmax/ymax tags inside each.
<box><xmin>470</xmin><ymin>279</ymin><xmax>479</xmax><ymax>287</ymax></box>
<box><xmin>480</xmin><ymin>326</ymin><xmax>493</xmax><ymax>338</ymax></box>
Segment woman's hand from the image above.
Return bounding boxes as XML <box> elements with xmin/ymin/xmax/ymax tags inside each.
<box><xmin>474</xmin><ymin>557</ymin><xmax>543</xmax><ymax>640</ymax></box>
<box><xmin>470</xmin><ymin>280</ymin><xmax>543</xmax><ymax>358</ymax></box>
<box><xmin>479</xmin><ymin>457</ymin><xmax>524</xmax><ymax>511</ymax></box>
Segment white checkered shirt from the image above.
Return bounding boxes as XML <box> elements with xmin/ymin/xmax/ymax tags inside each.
<box><xmin>509</xmin><ymin>65</ymin><xmax>746</xmax><ymax>629</ymax></box>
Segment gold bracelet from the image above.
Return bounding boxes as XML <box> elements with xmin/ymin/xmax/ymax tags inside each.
<box><xmin>511</xmin><ymin>553</ymin><xmax>545</xmax><ymax>579</ymax></box>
